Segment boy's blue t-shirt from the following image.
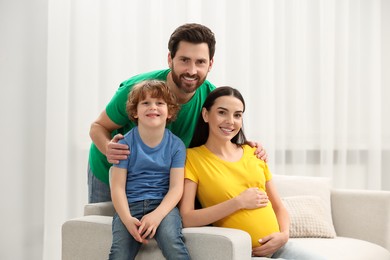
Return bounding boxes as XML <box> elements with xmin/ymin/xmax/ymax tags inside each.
<box><xmin>114</xmin><ymin>127</ymin><xmax>186</xmax><ymax>203</ymax></box>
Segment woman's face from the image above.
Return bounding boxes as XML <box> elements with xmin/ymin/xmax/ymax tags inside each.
<box><xmin>202</xmin><ymin>95</ymin><xmax>244</xmax><ymax>141</ymax></box>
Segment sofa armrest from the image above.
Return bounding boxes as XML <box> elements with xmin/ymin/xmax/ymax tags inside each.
<box><xmin>183</xmin><ymin>227</ymin><xmax>252</xmax><ymax>260</ymax></box>
<box><xmin>84</xmin><ymin>201</ymin><xmax>115</xmax><ymax>216</ymax></box>
<box><xmin>62</xmin><ymin>216</ymin><xmax>253</xmax><ymax>260</ymax></box>
<box><xmin>62</xmin><ymin>215</ymin><xmax>112</xmax><ymax>260</ymax></box>
<box><xmin>331</xmin><ymin>189</ymin><xmax>390</xmax><ymax>251</ymax></box>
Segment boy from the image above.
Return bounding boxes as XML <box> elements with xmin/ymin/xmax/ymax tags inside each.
<box><xmin>108</xmin><ymin>80</ymin><xmax>190</xmax><ymax>260</ymax></box>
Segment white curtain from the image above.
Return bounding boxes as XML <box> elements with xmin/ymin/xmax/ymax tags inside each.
<box><xmin>1</xmin><ymin>0</ymin><xmax>388</xmax><ymax>259</ymax></box>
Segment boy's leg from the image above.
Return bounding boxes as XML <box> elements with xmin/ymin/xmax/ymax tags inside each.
<box><xmin>109</xmin><ymin>201</ymin><xmax>144</xmax><ymax>260</ymax></box>
<box><xmin>88</xmin><ymin>164</ymin><xmax>111</xmax><ymax>203</ymax></box>
<box><xmin>154</xmin><ymin>207</ymin><xmax>190</xmax><ymax>260</ymax></box>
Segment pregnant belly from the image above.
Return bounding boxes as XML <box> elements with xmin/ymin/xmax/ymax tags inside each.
<box><xmin>214</xmin><ymin>205</ymin><xmax>280</xmax><ymax>247</ymax></box>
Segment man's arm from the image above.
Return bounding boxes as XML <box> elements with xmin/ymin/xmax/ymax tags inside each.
<box><xmin>89</xmin><ymin>110</ymin><xmax>130</xmax><ymax>164</ymax></box>
<box><xmin>247</xmin><ymin>141</ymin><xmax>268</xmax><ymax>162</ymax></box>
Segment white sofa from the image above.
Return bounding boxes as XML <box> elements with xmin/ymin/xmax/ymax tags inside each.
<box><xmin>62</xmin><ymin>175</ymin><xmax>390</xmax><ymax>260</ymax></box>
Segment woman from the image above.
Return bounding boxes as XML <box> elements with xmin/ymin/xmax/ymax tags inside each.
<box><xmin>179</xmin><ymin>87</ymin><xmax>324</xmax><ymax>259</ymax></box>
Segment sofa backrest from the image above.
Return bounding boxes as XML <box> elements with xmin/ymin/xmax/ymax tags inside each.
<box><xmin>272</xmin><ymin>174</ymin><xmax>332</xmax><ymax>203</ymax></box>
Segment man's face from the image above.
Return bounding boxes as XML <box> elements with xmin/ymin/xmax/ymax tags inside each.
<box><xmin>168</xmin><ymin>41</ymin><xmax>214</xmax><ymax>94</ymax></box>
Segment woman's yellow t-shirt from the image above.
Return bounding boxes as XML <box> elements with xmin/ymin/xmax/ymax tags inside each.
<box><xmin>185</xmin><ymin>145</ymin><xmax>280</xmax><ymax>247</ymax></box>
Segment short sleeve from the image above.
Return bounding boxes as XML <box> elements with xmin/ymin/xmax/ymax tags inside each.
<box><xmin>245</xmin><ymin>145</ymin><xmax>272</xmax><ymax>184</ymax></box>
<box><xmin>184</xmin><ymin>149</ymin><xmax>199</xmax><ymax>184</ymax></box>
<box><xmin>263</xmin><ymin>162</ymin><xmax>273</xmax><ymax>181</ymax></box>
<box><xmin>171</xmin><ymin>138</ymin><xmax>186</xmax><ymax>169</ymax></box>
<box><xmin>113</xmin><ymin>138</ymin><xmax>129</xmax><ymax>169</ymax></box>
<box><xmin>106</xmin><ymin>82</ymin><xmax>132</xmax><ymax>126</ymax></box>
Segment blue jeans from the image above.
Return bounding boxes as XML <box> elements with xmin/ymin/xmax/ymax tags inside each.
<box><xmin>270</xmin><ymin>241</ymin><xmax>326</xmax><ymax>259</ymax></box>
<box><xmin>109</xmin><ymin>200</ymin><xmax>190</xmax><ymax>260</ymax></box>
<box><xmin>88</xmin><ymin>164</ymin><xmax>111</xmax><ymax>203</ymax></box>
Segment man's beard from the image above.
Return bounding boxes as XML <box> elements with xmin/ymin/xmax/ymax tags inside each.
<box><xmin>171</xmin><ymin>67</ymin><xmax>207</xmax><ymax>94</ymax></box>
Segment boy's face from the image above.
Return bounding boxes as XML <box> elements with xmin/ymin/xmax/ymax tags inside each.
<box><xmin>134</xmin><ymin>93</ymin><xmax>171</xmax><ymax>128</ymax></box>
<box><xmin>168</xmin><ymin>41</ymin><xmax>214</xmax><ymax>94</ymax></box>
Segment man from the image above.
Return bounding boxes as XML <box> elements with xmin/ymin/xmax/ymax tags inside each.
<box><xmin>89</xmin><ymin>23</ymin><xmax>266</xmax><ymax>203</ymax></box>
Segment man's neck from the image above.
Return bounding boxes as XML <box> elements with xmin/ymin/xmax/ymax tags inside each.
<box><xmin>166</xmin><ymin>72</ymin><xmax>195</xmax><ymax>104</ymax></box>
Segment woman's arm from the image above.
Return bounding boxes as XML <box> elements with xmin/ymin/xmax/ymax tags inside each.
<box><xmin>266</xmin><ymin>179</ymin><xmax>290</xmax><ymax>236</ymax></box>
<box><xmin>252</xmin><ymin>179</ymin><xmax>289</xmax><ymax>257</ymax></box>
<box><xmin>179</xmin><ymin>179</ymin><xmax>267</xmax><ymax>227</ymax></box>
<box><xmin>138</xmin><ymin>167</ymin><xmax>184</xmax><ymax>239</ymax></box>
<box><xmin>110</xmin><ymin>166</ymin><xmax>145</xmax><ymax>243</ymax></box>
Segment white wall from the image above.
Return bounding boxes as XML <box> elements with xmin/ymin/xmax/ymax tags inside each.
<box><xmin>0</xmin><ymin>0</ymin><xmax>47</xmax><ymax>259</ymax></box>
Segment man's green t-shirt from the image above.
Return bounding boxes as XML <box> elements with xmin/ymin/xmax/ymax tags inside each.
<box><xmin>89</xmin><ymin>69</ymin><xmax>216</xmax><ymax>184</ymax></box>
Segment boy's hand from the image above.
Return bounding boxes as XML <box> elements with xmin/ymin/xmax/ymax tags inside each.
<box><xmin>125</xmin><ymin>217</ymin><xmax>148</xmax><ymax>244</ymax></box>
<box><xmin>138</xmin><ymin>212</ymin><xmax>164</xmax><ymax>240</ymax></box>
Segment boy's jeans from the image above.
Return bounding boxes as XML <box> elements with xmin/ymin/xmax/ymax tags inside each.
<box><xmin>108</xmin><ymin>200</ymin><xmax>190</xmax><ymax>260</ymax></box>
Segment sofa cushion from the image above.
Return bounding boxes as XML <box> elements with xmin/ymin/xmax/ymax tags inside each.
<box><xmin>252</xmin><ymin>238</ymin><xmax>390</xmax><ymax>260</ymax></box>
<box><xmin>290</xmin><ymin>237</ymin><xmax>390</xmax><ymax>260</ymax></box>
<box><xmin>282</xmin><ymin>195</ymin><xmax>336</xmax><ymax>238</ymax></box>
<box><xmin>272</xmin><ymin>174</ymin><xmax>336</xmax><ymax>237</ymax></box>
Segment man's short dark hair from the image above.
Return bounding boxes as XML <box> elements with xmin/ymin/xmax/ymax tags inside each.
<box><xmin>168</xmin><ymin>23</ymin><xmax>216</xmax><ymax>60</ymax></box>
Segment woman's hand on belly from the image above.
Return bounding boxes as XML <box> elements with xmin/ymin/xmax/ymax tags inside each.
<box><xmin>251</xmin><ymin>231</ymin><xmax>289</xmax><ymax>257</ymax></box>
<box><xmin>236</xmin><ymin>187</ymin><xmax>268</xmax><ymax>209</ymax></box>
